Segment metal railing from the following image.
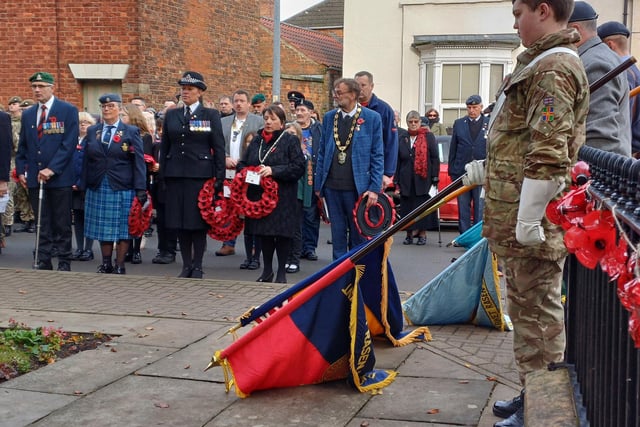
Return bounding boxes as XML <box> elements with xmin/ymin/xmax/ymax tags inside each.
<box><xmin>565</xmin><ymin>146</ymin><xmax>640</xmax><ymax>427</ymax></box>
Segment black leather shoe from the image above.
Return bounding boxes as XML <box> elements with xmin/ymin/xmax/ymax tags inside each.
<box><xmin>35</xmin><ymin>260</ymin><xmax>53</xmax><ymax>270</ymax></box>
<box><xmin>69</xmin><ymin>249</ymin><xmax>83</xmax><ymax>260</ymax></box>
<box><xmin>97</xmin><ymin>263</ymin><xmax>114</xmax><ymax>274</ymax></box>
<box><xmin>131</xmin><ymin>252</ymin><xmax>142</xmax><ymax>264</ymax></box>
<box><xmin>152</xmin><ymin>252</ymin><xmax>175</xmax><ymax>264</ymax></box>
<box><xmin>113</xmin><ymin>266</ymin><xmax>126</xmax><ymax>275</ymax></box>
<box><xmin>286</xmin><ymin>264</ymin><xmax>299</xmax><ymax>273</ymax></box>
<box><xmin>26</xmin><ymin>221</ymin><xmax>36</xmax><ymax>233</ymax></box>
<box><xmin>239</xmin><ymin>259</ymin><xmax>251</xmax><ymax>269</ymax></box>
<box><xmin>493</xmin><ymin>391</ymin><xmax>524</xmax><ymax>418</ymax></box>
<box><xmin>303</xmin><ymin>251</ymin><xmax>318</xmax><ymax>261</ymax></box>
<box><xmin>256</xmin><ymin>272</ymin><xmax>274</xmax><ymax>282</ymax></box>
<box><xmin>247</xmin><ymin>259</ymin><xmax>260</xmax><ymax>270</ymax></box>
<box><xmin>190</xmin><ymin>267</ymin><xmax>203</xmax><ymax>279</ymax></box>
<box><xmin>403</xmin><ymin>236</ymin><xmax>413</xmax><ymax>245</ymax></box>
<box><xmin>4</xmin><ymin>225</ymin><xmax>12</xmax><ymax>236</ymax></box>
<box><xmin>78</xmin><ymin>250</ymin><xmax>94</xmax><ymax>261</ymax></box>
<box><xmin>178</xmin><ymin>266</ymin><xmax>192</xmax><ymax>278</ymax></box>
<box><xmin>57</xmin><ymin>262</ymin><xmax>71</xmax><ymax>272</ymax></box>
<box><xmin>124</xmin><ymin>252</ymin><xmax>133</xmax><ymax>263</ymax></box>
<box><xmin>494</xmin><ymin>406</ymin><xmax>524</xmax><ymax>427</ymax></box>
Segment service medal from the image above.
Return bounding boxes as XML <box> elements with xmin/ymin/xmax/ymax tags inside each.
<box><xmin>338</xmin><ymin>151</ymin><xmax>346</xmax><ymax>165</ymax></box>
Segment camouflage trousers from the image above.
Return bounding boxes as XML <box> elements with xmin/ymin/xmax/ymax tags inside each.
<box><xmin>1</xmin><ymin>181</ymin><xmax>16</xmax><ymax>226</ymax></box>
<box><xmin>501</xmin><ymin>255</ymin><xmax>566</xmax><ymax>385</ymax></box>
<box><xmin>12</xmin><ymin>182</ymin><xmax>34</xmax><ymax>222</ymax></box>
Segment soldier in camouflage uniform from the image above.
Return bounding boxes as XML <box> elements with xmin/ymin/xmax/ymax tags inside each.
<box><xmin>463</xmin><ymin>0</ymin><xmax>590</xmax><ymax>426</ymax></box>
<box><xmin>9</xmin><ymin>99</ymin><xmax>36</xmax><ymax>234</ymax></box>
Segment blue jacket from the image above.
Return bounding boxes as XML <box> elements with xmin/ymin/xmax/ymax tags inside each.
<box><xmin>15</xmin><ymin>97</ymin><xmax>79</xmax><ymax>188</ymax></box>
<box><xmin>315</xmin><ymin>106</ymin><xmax>384</xmax><ymax>195</ymax></box>
<box><xmin>0</xmin><ymin>112</ymin><xmax>11</xmax><ymax>181</ymax></box>
<box><xmin>81</xmin><ymin>122</ymin><xmax>146</xmax><ymax>192</ymax></box>
<box><xmin>362</xmin><ymin>93</ymin><xmax>398</xmax><ymax>177</ymax></box>
<box><xmin>448</xmin><ymin>115</ymin><xmax>489</xmax><ymax>179</ymax></box>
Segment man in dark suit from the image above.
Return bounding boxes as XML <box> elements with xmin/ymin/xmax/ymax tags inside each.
<box><xmin>0</xmin><ymin>111</ymin><xmax>11</xmax><ymax>253</ymax></box>
<box><xmin>15</xmin><ymin>72</ymin><xmax>79</xmax><ymax>270</ymax></box>
<box><xmin>448</xmin><ymin>94</ymin><xmax>488</xmax><ymax>234</ymax></box>
<box><xmin>314</xmin><ymin>78</ymin><xmax>384</xmax><ymax>260</ymax></box>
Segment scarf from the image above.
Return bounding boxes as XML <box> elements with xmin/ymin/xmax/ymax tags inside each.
<box><xmin>408</xmin><ymin>127</ymin><xmax>428</xmax><ymax>178</ymax></box>
<box><xmin>261</xmin><ymin>129</ymin><xmax>275</xmax><ymax>143</ymax></box>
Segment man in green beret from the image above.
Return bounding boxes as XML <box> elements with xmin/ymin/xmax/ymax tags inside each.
<box><xmin>15</xmin><ymin>71</ymin><xmax>79</xmax><ymax>271</ymax></box>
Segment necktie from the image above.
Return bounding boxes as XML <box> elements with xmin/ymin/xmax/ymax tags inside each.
<box><xmin>102</xmin><ymin>125</ymin><xmax>114</xmax><ymax>144</ymax></box>
<box><xmin>37</xmin><ymin>105</ymin><xmax>47</xmax><ymax>139</ymax></box>
<box><xmin>185</xmin><ymin>106</ymin><xmax>191</xmax><ymax>118</ymax></box>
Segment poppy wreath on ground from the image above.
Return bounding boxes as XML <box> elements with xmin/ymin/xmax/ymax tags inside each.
<box><xmin>198</xmin><ymin>178</ymin><xmax>245</xmax><ymax>241</ymax></box>
<box><xmin>230</xmin><ymin>166</ymin><xmax>278</xmax><ymax>219</ymax></box>
<box><xmin>353</xmin><ymin>192</ymin><xmax>396</xmax><ymax>239</ymax></box>
<box><xmin>128</xmin><ymin>191</ymin><xmax>153</xmax><ymax>238</ymax></box>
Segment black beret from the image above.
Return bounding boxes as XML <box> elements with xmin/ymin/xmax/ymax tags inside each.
<box><xmin>178</xmin><ymin>71</ymin><xmax>207</xmax><ymax>91</ymax></box>
<box><xmin>466</xmin><ymin>95</ymin><xmax>482</xmax><ymax>105</ymax></box>
<box><xmin>287</xmin><ymin>90</ymin><xmax>305</xmax><ymax>102</ymax></box>
<box><xmin>569</xmin><ymin>1</ymin><xmax>598</xmax><ymax>23</ymax></box>
<box><xmin>98</xmin><ymin>93</ymin><xmax>122</xmax><ymax>104</ymax></box>
<box><xmin>598</xmin><ymin>21</ymin><xmax>630</xmax><ymax>39</ymax></box>
<box><xmin>295</xmin><ymin>99</ymin><xmax>314</xmax><ymax>110</ymax></box>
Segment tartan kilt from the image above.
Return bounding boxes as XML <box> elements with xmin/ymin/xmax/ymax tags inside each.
<box><xmin>84</xmin><ymin>176</ymin><xmax>134</xmax><ymax>241</ymax></box>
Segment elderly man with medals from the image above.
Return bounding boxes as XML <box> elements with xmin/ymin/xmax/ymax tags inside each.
<box><xmin>314</xmin><ymin>78</ymin><xmax>384</xmax><ymax>260</ymax></box>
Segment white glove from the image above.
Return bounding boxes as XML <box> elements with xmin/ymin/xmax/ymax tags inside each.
<box><xmin>515</xmin><ymin>177</ymin><xmax>565</xmax><ymax>246</ymax></box>
<box><xmin>462</xmin><ymin>160</ymin><xmax>485</xmax><ymax>186</ymax></box>
<box><xmin>428</xmin><ymin>184</ymin><xmax>438</xmax><ymax>197</ymax></box>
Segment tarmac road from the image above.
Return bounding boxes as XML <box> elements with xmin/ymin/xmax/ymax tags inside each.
<box><xmin>0</xmin><ymin>221</ymin><xmax>467</xmax><ymax>294</ymax></box>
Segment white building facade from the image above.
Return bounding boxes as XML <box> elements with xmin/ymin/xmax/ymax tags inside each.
<box><xmin>343</xmin><ymin>0</ymin><xmax>632</xmax><ymax>128</ymax></box>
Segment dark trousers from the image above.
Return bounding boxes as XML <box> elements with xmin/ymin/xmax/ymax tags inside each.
<box><xmin>324</xmin><ymin>187</ymin><xmax>365</xmax><ymax>260</ymax></box>
<box><xmin>302</xmin><ymin>193</ymin><xmax>320</xmax><ymax>255</ymax></box>
<box><xmin>457</xmin><ymin>185</ymin><xmax>483</xmax><ymax>234</ymax></box>
<box><xmin>155</xmin><ymin>201</ymin><xmax>177</xmax><ymax>255</ymax></box>
<box><xmin>29</xmin><ymin>186</ymin><xmax>73</xmax><ymax>263</ymax></box>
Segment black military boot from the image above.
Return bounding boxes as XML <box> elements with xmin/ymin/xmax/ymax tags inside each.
<box><xmin>493</xmin><ymin>389</ymin><xmax>524</xmax><ymax>418</ymax></box>
<box><xmin>494</xmin><ymin>405</ymin><xmax>524</xmax><ymax>427</ymax></box>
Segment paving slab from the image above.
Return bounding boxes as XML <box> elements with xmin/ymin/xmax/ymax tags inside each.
<box><xmin>29</xmin><ymin>375</ymin><xmax>232</xmax><ymax>427</ymax></box>
<box><xmin>370</xmin><ymin>337</ymin><xmax>417</xmax><ymax>370</ymax></box>
<box><xmin>137</xmin><ymin>326</ymin><xmax>240</xmax><ymax>382</ymax></box>
<box><xmin>114</xmin><ymin>317</ymin><xmax>228</xmax><ymax>348</ymax></box>
<box><xmin>0</xmin><ymin>343</ymin><xmax>174</xmax><ymax>395</ymax></box>
<box><xmin>204</xmin><ymin>381</ymin><xmax>371</xmax><ymax>427</ymax></box>
<box><xmin>0</xmin><ymin>388</ymin><xmax>77</xmax><ymax>427</ymax></box>
<box><xmin>399</xmin><ymin>345</ymin><xmax>487</xmax><ymax>380</ymax></box>
<box><xmin>358</xmin><ymin>376</ymin><xmax>493</xmax><ymax>425</ymax></box>
<box><xmin>346</xmin><ymin>418</ymin><xmax>451</xmax><ymax>427</ymax></box>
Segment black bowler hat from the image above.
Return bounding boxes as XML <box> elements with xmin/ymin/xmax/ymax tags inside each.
<box><xmin>466</xmin><ymin>95</ymin><xmax>482</xmax><ymax>105</ymax></box>
<box><xmin>98</xmin><ymin>93</ymin><xmax>122</xmax><ymax>104</ymax></box>
<box><xmin>295</xmin><ymin>99</ymin><xmax>314</xmax><ymax>110</ymax></box>
<box><xmin>287</xmin><ymin>90</ymin><xmax>305</xmax><ymax>102</ymax></box>
<box><xmin>178</xmin><ymin>71</ymin><xmax>207</xmax><ymax>91</ymax></box>
<box><xmin>569</xmin><ymin>1</ymin><xmax>598</xmax><ymax>23</ymax></box>
<box><xmin>598</xmin><ymin>21</ymin><xmax>630</xmax><ymax>39</ymax></box>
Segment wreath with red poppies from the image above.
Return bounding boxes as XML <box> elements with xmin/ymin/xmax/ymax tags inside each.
<box><xmin>128</xmin><ymin>191</ymin><xmax>153</xmax><ymax>238</ymax></box>
<box><xmin>198</xmin><ymin>177</ymin><xmax>244</xmax><ymax>241</ymax></box>
<box><xmin>230</xmin><ymin>166</ymin><xmax>279</xmax><ymax>219</ymax></box>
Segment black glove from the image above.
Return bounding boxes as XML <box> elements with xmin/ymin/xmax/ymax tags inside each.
<box><xmin>432</xmin><ymin>177</ymin><xmax>439</xmax><ymax>184</ymax></box>
<box><xmin>136</xmin><ymin>190</ymin><xmax>147</xmax><ymax>206</ymax></box>
<box><xmin>214</xmin><ymin>179</ymin><xmax>224</xmax><ymax>196</ymax></box>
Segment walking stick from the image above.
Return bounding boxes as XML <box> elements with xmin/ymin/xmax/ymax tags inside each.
<box><xmin>32</xmin><ymin>179</ymin><xmax>44</xmax><ymax>269</ymax></box>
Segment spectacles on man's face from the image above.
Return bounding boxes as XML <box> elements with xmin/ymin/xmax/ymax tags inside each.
<box><xmin>407</xmin><ymin>119</ymin><xmax>421</xmax><ymax>124</ymax></box>
<box><xmin>100</xmin><ymin>103</ymin><xmax>118</xmax><ymax>110</ymax></box>
<box><xmin>31</xmin><ymin>84</ymin><xmax>52</xmax><ymax>90</ymax></box>
<box><xmin>333</xmin><ymin>89</ymin><xmax>350</xmax><ymax>97</ymax></box>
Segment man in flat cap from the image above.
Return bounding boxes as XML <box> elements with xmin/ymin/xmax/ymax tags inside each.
<box><xmin>448</xmin><ymin>94</ymin><xmax>489</xmax><ymax>233</ymax></box>
<box><xmin>287</xmin><ymin>90</ymin><xmax>305</xmax><ymax>121</ymax></box>
<box><xmin>15</xmin><ymin>71</ymin><xmax>79</xmax><ymax>271</ymax></box>
<box><xmin>598</xmin><ymin>20</ymin><xmax>640</xmax><ymax>156</ymax></box>
<box><xmin>569</xmin><ymin>1</ymin><xmax>631</xmax><ymax>156</ymax></box>
<box><xmin>251</xmin><ymin>93</ymin><xmax>266</xmax><ymax>115</ymax></box>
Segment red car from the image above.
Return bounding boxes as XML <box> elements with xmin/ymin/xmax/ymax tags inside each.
<box><xmin>435</xmin><ymin>135</ymin><xmax>459</xmax><ymax>224</ymax></box>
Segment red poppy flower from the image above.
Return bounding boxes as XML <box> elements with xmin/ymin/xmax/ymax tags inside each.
<box><xmin>49</xmin><ymin>116</ymin><xmax>57</xmax><ymax>123</ymax></box>
<box><xmin>357</xmin><ymin>118</ymin><xmax>365</xmax><ymax>125</ymax></box>
<box><xmin>113</xmin><ymin>135</ymin><xmax>121</xmax><ymax>143</ymax></box>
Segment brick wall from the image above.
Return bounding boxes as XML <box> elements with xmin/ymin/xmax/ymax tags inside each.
<box><xmin>0</xmin><ymin>0</ymin><xmax>262</xmax><ymax>111</ymax></box>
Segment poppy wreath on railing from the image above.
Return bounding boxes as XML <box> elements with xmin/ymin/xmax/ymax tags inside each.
<box><xmin>353</xmin><ymin>191</ymin><xmax>396</xmax><ymax>239</ymax></box>
<box><xmin>128</xmin><ymin>191</ymin><xmax>153</xmax><ymax>238</ymax></box>
<box><xmin>198</xmin><ymin>177</ymin><xmax>244</xmax><ymax>241</ymax></box>
<box><xmin>230</xmin><ymin>166</ymin><xmax>278</xmax><ymax>219</ymax></box>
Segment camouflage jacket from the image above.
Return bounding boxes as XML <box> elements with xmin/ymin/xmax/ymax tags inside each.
<box><xmin>482</xmin><ymin>28</ymin><xmax>590</xmax><ymax>260</ymax></box>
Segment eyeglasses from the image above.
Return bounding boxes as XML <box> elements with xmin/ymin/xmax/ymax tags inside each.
<box><xmin>407</xmin><ymin>120</ymin><xmax>421</xmax><ymax>124</ymax></box>
<box><xmin>100</xmin><ymin>103</ymin><xmax>119</xmax><ymax>110</ymax></box>
<box><xmin>333</xmin><ymin>90</ymin><xmax>349</xmax><ymax>97</ymax></box>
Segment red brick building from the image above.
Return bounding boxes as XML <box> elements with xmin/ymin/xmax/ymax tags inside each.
<box><xmin>0</xmin><ymin>0</ymin><xmax>263</xmax><ymax>114</ymax></box>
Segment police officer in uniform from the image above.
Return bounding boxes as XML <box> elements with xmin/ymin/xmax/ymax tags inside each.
<box><xmin>15</xmin><ymin>72</ymin><xmax>79</xmax><ymax>271</ymax></box>
<box><xmin>161</xmin><ymin>71</ymin><xmax>225</xmax><ymax>279</ymax></box>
